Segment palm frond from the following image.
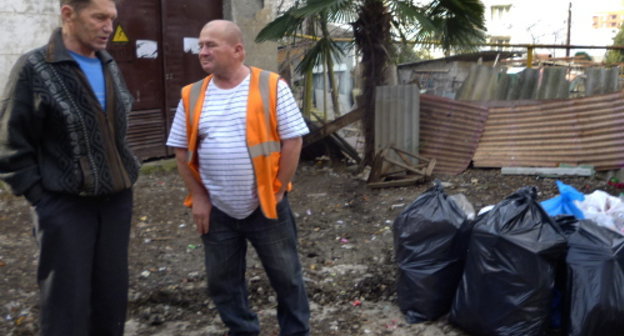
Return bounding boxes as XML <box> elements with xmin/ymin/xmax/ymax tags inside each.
<box><xmin>295</xmin><ymin>37</ymin><xmax>345</xmax><ymax>75</ymax></box>
<box><xmin>422</xmin><ymin>0</ymin><xmax>486</xmax><ymax>52</ymax></box>
<box><xmin>325</xmin><ymin>1</ymin><xmax>360</xmax><ymax>25</ymax></box>
<box><xmin>292</xmin><ymin>0</ymin><xmax>355</xmax><ymax>18</ymax></box>
<box><xmin>255</xmin><ymin>10</ymin><xmax>305</xmax><ymax>42</ymax></box>
<box><xmin>391</xmin><ymin>0</ymin><xmax>435</xmax><ymax>34</ymax></box>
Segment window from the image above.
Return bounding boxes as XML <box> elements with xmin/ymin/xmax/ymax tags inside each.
<box><xmin>490</xmin><ymin>36</ymin><xmax>510</xmax><ymax>50</ymax></box>
<box><xmin>491</xmin><ymin>5</ymin><xmax>512</xmax><ymax>21</ymax></box>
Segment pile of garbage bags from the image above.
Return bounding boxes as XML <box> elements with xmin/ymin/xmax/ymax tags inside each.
<box><xmin>393</xmin><ymin>181</ymin><xmax>624</xmax><ymax>336</ymax></box>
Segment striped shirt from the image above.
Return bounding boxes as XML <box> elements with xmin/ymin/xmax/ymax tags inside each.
<box><xmin>166</xmin><ymin>74</ymin><xmax>309</xmax><ymax>219</ymax></box>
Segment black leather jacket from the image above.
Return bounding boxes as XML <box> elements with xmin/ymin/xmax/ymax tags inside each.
<box><xmin>0</xmin><ymin>28</ymin><xmax>140</xmax><ymax>204</ymax></box>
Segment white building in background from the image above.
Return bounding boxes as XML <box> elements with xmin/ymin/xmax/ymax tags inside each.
<box><xmin>481</xmin><ymin>0</ymin><xmax>624</xmax><ymax>61</ymax></box>
<box><xmin>0</xmin><ymin>1</ymin><xmax>58</xmax><ymax>94</ymax></box>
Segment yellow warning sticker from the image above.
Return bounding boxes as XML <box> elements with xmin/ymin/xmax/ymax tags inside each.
<box><xmin>112</xmin><ymin>25</ymin><xmax>129</xmax><ymax>42</ymax></box>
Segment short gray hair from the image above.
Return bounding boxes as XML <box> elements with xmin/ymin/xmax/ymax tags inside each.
<box><xmin>60</xmin><ymin>0</ymin><xmax>117</xmax><ymax>12</ymax></box>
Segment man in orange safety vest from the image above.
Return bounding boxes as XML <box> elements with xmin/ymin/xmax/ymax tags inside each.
<box><xmin>166</xmin><ymin>19</ymin><xmax>310</xmax><ymax>336</ymax></box>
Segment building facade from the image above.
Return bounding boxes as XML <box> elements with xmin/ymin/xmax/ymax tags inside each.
<box><xmin>480</xmin><ymin>0</ymin><xmax>624</xmax><ymax>60</ymax></box>
<box><xmin>0</xmin><ymin>0</ymin><xmax>279</xmax><ymax>159</ymax></box>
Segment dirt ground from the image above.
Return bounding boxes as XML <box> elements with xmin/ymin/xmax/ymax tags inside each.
<box><xmin>0</xmin><ymin>158</ymin><xmax>616</xmax><ymax>336</ymax></box>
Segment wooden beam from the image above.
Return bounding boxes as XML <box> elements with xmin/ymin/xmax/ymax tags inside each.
<box><xmin>303</xmin><ymin>107</ymin><xmax>364</xmax><ymax>146</ymax></box>
<box><xmin>384</xmin><ymin>157</ymin><xmax>425</xmax><ymax>175</ymax></box>
<box><xmin>368</xmin><ymin>176</ymin><xmax>424</xmax><ymax>189</ymax></box>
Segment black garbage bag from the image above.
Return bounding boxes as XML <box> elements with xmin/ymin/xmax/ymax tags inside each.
<box><xmin>450</xmin><ymin>187</ymin><xmax>567</xmax><ymax>336</ymax></box>
<box><xmin>564</xmin><ymin>219</ymin><xmax>624</xmax><ymax>336</ymax></box>
<box><xmin>550</xmin><ymin>215</ymin><xmax>580</xmax><ymax>330</ymax></box>
<box><xmin>393</xmin><ymin>182</ymin><xmax>472</xmax><ymax>323</ymax></box>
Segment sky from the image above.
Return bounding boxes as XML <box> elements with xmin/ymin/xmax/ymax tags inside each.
<box><xmin>277</xmin><ymin>0</ymin><xmax>624</xmax><ymax>59</ymax></box>
<box><xmin>481</xmin><ymin>0</ymin><xmax>624</xmax><ymax>59</ymax></box>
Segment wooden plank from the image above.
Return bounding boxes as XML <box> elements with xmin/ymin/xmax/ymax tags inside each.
<box><xmin>303</xmin><ymin>107</ymin><xmax>364</xmax><ymax>146</ymax></box>
<box><xmin>425</xmin><ymin>158</ymin><xmax>437</xmax><ymax>176</ymax></box>
<box><xmin>384</xmin><ymin>157</ymin><xmax>424</xmax><ymax>175</ymax></box>
<box><xmin>368</xmin><ymin>176</ymin><xmax>424</xmax><ymax>188</ymax></box>
<box><xmin>394</xmin><ymin>148</ymin><xmax>413</xmax><ymax>166</ymax></box>
<box><xmin>328</xmin><ymin>133</ymin><xmax>361</xmax><ymax>163</ymax></box>
<box><xmin>368</xmin><ymin>148</ymin><xmax>389</xmax><ymax>183</ymax></box>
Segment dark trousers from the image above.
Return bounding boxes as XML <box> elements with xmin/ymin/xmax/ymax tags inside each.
<box><xmin>32</xmin><ymin>189</ymin><xmax>133</xmax><ymax>336</ymax></box>
<box><xmin>202</xmin><ymin>197</ymin><xmax>310</xmax><ymax>336</ymax></box>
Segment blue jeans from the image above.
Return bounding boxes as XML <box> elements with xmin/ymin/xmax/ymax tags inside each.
<box><xmin>202</xmin><ymin>197</ymin><xmax>310</xmax><ymax>336</ymax></box>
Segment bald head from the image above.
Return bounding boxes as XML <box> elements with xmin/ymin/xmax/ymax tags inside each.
<box><xmin>201</xmin><ymin>20</ymin><xmax>244</xmax><ymax>47</ymax></box>
<box><xmin>197</xmin><ymin>19</ymin><xmax>248</xmax><ymax>79</ymax></box>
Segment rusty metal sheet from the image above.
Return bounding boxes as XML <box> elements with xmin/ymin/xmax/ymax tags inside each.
<box><xmin>162</xmin><ymin>0</ymin><xmax>222</xmax><ymax>110</ymax></box>
<box><xmin>108</xmin><ymin>0</ymin><xmax>168</xmax><ymax>159</ymax></box>
<box><xmin>106</xmin><ymin>0</ymin><xmax>222</xmax><ymax>160</ymax></box>
<box><xmin>127</xmin><ymin>109</ymin><xmax>168</xmax><ymax>159</ymax></box>
<box><xmin>109</xmin><ymin>0</ymin><xmax>164</xmax><ymax>111</ymax></box>
<box><xmin>161</xmin><ymin>0</ymin><xmax>222</xmax><ymax>156</ymax></box>
<box><xmin>419</xmin><ymin>94</ymin><xmax>489</xmax><ymax>175</ymax></box>
<box><xmin>473</xmin><ymin>91</ymin><xmax>624</xmax><ymax>171</ymax></box>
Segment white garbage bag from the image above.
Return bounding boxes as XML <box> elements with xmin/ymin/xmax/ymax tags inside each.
<box><xmin>575</xmin><ymin>190</ymin><xmax>624</xmax><ymax>235</ymax></box>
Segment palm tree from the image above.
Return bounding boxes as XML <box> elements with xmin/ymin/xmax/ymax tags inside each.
<box><xmin>256</xmin><ymin>2</ymin><xmax>348</xmax><ymax>120</ymax></box>
<box><xmin>605</xmin><ymin>24</ymin><xmax>624</xmax><ymax>65</ymax></box>
<box><xmin>257</xmin><ymin>0</ymin><xmax>486</xmax><ymax>165</ymax></box>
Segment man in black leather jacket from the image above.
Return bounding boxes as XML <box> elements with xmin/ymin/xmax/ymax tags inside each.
<box><xmin>0</xmin><ymin>0</ymin><xmax>139</xmax><ymax>334</ymax></box>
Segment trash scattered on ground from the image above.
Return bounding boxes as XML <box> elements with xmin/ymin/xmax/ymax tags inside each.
<box><xmin>5</xmin><ymin>163</ymin><xmax>624</xmax><ymax>335</ymax></box>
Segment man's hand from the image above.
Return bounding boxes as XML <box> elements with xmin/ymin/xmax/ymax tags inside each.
<box><xmin>275</xmin><ymin>189</ymin><xmax>286</xmax><ymax>203</ymax></box>
<box><xmin>274</xmin><ymin>136</ymin><xmax>302</xmax><ymax>205</ymax></box>
<box><xmin>173</xmin><ymin>147</ymin><xmax>212</xmax><ymax>235</ymax></box>
<box><xmin>192</xmin><ymin>193</ymin><xmax>212</xmax><ymax>235</ymax></box>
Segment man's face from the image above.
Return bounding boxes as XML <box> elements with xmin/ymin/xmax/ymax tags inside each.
<box><xmin>197</xmin><ymin>25</ymin><xmax>240</xmax><ymax>74</ymax></box>
<box><xmin>63</xmin><ymin>0</ymin><xmax>117</xmax><ymax>56</ymax></box>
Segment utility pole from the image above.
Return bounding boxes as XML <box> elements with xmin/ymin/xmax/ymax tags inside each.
<box><xmin>566</xmin><ymin>2</ymin><xmax>572</xmax><ymax>57</ymax></box>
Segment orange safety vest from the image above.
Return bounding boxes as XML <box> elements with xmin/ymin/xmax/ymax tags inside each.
<box><xmin>180</xmin><ymin>66</ymin><xmax>289</xmax><ymax>219</ymax></box>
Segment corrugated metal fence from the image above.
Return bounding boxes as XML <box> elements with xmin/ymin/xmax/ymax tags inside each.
<box><xmin>419</xmin><ymin>95</ymin><xmax>489</xmax><ymax>174</ymax></box>
<box><xmin>374</xmin><ymin>86</ymin><xmax>624</xmax><ymax>176</ymax></box>
<box><xmin>473</xmin><ymin>91</ymin><xmax>624</xmax><ymax>170</ymax></box>
<box><xmin>457</xmin><ymin>64</ymin><xmax>620</xmax><ymax>102</ymax></box>
<box><xmin>374</xmin><ymin>85</ymin><xmax>420</xmax><ymax>163</ymax></box>
<box><xmin>374</xmin><ymin>86</ymin><xmax>489</xmax><ymax>175</ymax></box>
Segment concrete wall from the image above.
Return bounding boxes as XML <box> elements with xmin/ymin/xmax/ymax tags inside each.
<box><xmin>398</xmin><ymin>61</ymin><xmax>473</xmax><ymax>99</ymax></box>
<box><xmin>225</xmin><ymin>0</ymin><xmax>278</xmax><ymax>72</ymax></box>
<box><xmin>0</xmin><ymin>0</ymin><xmax>59</xmax><ymax>94</ymax></box>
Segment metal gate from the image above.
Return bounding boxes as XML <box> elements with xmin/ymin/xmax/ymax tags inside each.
<box><xmin>108</xmin><ymin>0</ymin><xmax>223</xmax><ymax>159</ymax></box>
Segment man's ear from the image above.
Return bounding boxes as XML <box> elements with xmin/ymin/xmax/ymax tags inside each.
<box><xmin>60</xmin><ymin>5</ymin><xmax>74</xmax><ymax>24</ymax></box>
<box><xmin>234</xmin><ymin>43</ymin><xmax>245</xmax><ymax>58</ymax></box>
